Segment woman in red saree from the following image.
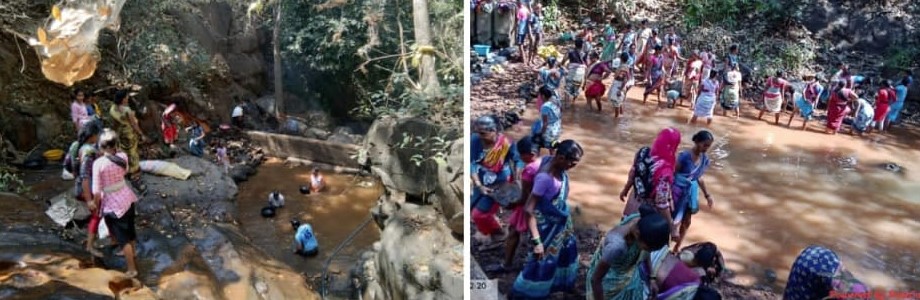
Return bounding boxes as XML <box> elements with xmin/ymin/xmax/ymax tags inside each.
<box><xmin>161</xmin><ymin>103</ymin><xmax>179</xmax><ymax>148</ymax></box>
<box><xmin>825</xmin><ymin>81</ymin><xmax>857</xmax><ymax>135</ymax></box>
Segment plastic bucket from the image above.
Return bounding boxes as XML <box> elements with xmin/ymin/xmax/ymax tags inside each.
<box><xmin>473</xmin><ymin>45</ymin><xmax>491</xmax><ymax>57</ymax></box>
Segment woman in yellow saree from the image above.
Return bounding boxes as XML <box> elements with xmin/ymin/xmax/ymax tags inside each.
<box><xmin>109</xmin><ymin>90</ymin><xmax>148</xmax><ymax>192</ymax></box>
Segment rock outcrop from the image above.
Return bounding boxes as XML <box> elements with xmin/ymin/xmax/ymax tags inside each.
<box><xmin>0</xmin><ymin>156</ymin><xmax>320</xmax><ymax>299</ymax></box>
<box><xmin>355</xmin><ymin>116</ymin><xmax>464</xmax><ymax>299</ymax></box>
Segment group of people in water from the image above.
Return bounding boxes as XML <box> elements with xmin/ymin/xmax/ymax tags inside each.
<box><xmin>472</xmin><ymin>10</ymin><xmax>887</xmax><ymax>299</ymax></box>
<box><xmin>526</xmin><ymin>13</ymin><xmax>913</xmax><ymax>137</ymax></box>
<box><xmin>471</xmin><ymin>114</ymin><xmax>872</xmax><ymax>299</ymax></box>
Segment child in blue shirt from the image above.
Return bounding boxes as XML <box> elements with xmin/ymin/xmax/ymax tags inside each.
<box><xmin>291</xmin><ymin>219</ymin><xmax>318</xmax><ymax>256</ymax></box>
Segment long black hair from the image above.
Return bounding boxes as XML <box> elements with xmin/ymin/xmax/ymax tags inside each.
<box><xmin>694</xmin><ymin>242</ymin><xmax>723</xmax><ymax>285</ymax></box>
<box><xmin>553</xmin><ymin>139</ymin><xmax>583</xmax><ymax>161</ymax></box>
<box><xmin>78</xmin><ymin>119</ymin><xmax>103</xmax><ymax>146</ymax></box>
<box><xmin>692</xmin><ymin>130</ymin><xmax>714</xmax><ymax>144</ymax></box>
<box><xmin>637</xmin><ymin>204</ymin><xmax>670</xmax><ymax>250</ymax></box>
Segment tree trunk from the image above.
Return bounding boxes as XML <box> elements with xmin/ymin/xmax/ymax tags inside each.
<box><xmin>273</xmin><ymin>2</ymin><xmax>284</xmax><ymax>119</ymax></box>
<box><xmin>411</xmin><ymin>0</ymin><xmax>440</xmax><ymax>95</ymax></box>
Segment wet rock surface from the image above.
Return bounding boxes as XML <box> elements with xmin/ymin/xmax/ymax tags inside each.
<box><xmin>0</xmin><ymin>155</ymin><xmax>320</xmax><ymax>299</ymax></box>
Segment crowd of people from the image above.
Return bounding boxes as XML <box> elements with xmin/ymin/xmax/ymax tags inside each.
<box><xmin>471</xmin><ymin>114</ymin><xmax>873</xmax><ymax>299</ymax></box>
<box><xmin>511</xmin><ymin>2</ymin><xmax>914</xmax><ymax>136</ymax></box>
<box><xmin>473</xmin><ymin>5</ymin><xmax>894</xmax><ymax>298</ymax></box>
<box><xmin>64</xmin><ymin>88</ymin><xmax>329</xmax><ymax>277</ymax></box>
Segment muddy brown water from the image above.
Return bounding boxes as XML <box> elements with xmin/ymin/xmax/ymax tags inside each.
<box><xmin>501</xmin><ymin>85</ymin><xmax>920</xmax><ymax>291</ymax></box>
<box><xmin>236</xmin><ymin>160</ymin><xmax>382</xmax><ymax>297</ymax></box>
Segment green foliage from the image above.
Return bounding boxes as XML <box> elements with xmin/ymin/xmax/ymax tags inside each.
<box><xmin>279</xmin><ymin>0</ymin><xmax>462</xmax><ymax>125</ymax></box>
<box><xmin>682</xmin><ymin>0</ymin><xmax>801</xmax><ymax>31</ymax></box>
<box><xmin>542</xmin><ymin>4</ymin><xmax>562</xmax><ymax>32</ymax></box>
<box><xmin>885</xmin><ymin>44</ymin><xmax>920</xmax><ymax>70</ymax></box>
<box><xmin>395</xmin><ymin>132</ymin><xmax>451</xmax><ymax>168</ymax></box>
<box><xmin>0</xmin><ymin>170</ymin><xmax>27</xmax><ymax>194</ymax></box>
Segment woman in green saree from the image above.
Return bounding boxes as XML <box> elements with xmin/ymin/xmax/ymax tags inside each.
<box><xmin>586</xmin><ymin>204</ymin><xmax>671</xmax><ymax>300</ymax></box>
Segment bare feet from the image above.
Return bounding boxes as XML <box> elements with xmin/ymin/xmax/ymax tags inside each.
<box><xmin>124</xmin><ymin>270</ymin><xmax>137</xmax><ymax>278</ymax></box>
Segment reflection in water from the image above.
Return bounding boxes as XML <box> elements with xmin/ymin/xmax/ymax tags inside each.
<box><xmin>505</xmin><ymin>88</ymin><xmax>920</xmax><ymax>291</ymax></box>
<box><xmin>237</xmin><ymin>160</ymin><xmax>382</xmax><ymax>297</ymax></box>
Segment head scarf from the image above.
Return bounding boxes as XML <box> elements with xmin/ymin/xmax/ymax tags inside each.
<box><xmin>650</xmin><ymin>127</ymin><xmax>681</xmax><ymax>184</ymax></box>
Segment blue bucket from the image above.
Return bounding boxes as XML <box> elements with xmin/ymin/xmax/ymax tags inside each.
<box><xmin>473</xmin><ymin>45</ymin><xmax>491</xmax><ymax>57</ymax></box>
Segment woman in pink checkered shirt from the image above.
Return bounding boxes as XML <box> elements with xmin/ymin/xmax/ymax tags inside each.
<box><xmin>92</xmin><ymin>129</ymin><xmax>140</xmax><ymax>278</ymax></box>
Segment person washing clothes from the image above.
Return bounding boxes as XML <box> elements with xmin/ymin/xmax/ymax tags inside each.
<box><xmin>291</xmin><ymin>219</ymin><xmax>319</xmax><ymax>256</ymax></box>
<box><xmin>268</xmin><ymin>190</ymin><xmax>285</xmax><ymax>208</ymax></box>
<box><xmin>310</xmin><ymin>168</ymin><xmax>326</xmax><ymax>193</ymax></box>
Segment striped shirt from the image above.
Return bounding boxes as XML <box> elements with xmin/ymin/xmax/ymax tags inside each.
<box><xmin>92</xmin><ymin>152</ymin><xmax>137</xmax><ymax>218</ymax></box>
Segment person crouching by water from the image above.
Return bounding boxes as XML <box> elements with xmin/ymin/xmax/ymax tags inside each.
<box><xmin>310</xmin><ymin>168</ymin><xmax>326</xmax><ymax>193</ymax></box>
<box><xmin>186</xmin><ymin>122</ymin><xmax>206</xmax><ymax>157</ymax></box>
<box><xmin>644</xmin><ymin>241</ymin><xmax>726</xmax><ymax>299</ymax></box>
<box><xmin>784</xmin><ymin>245</ymin><xmax>868</xmax><ymax>300</ymax></box>
<box><xmin>291</xmin><ymin>219</ymin><xmax>318</xmax><ymax>256</ymax></box>
<box><xmin>92</xmin><ymin>129</ymin><xmax>140</xmax><ymax>278</ymax></box>
<box><xmin>268</xmin><ymin>190</ymin><xmax>285</xmax><ymax>208</ymax></box>
<box><xmin>586</xmin><ymin>204</ymin><xmax>671</xmax><ymax>299</ymax></box>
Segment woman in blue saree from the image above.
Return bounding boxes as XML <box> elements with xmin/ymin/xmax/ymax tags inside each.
<box><xmin>511</xmin><ymin>140</ymin><xmax>582</xmax><ymax>299</ymax></box>
<box><xmin>671</xmin><ymin>130</ymin><xmax>714</xmax><ymax>252</ymax></box>
<box><xmin>471</xmin><ymin>115</ymin><xmax>519</xmax><ymax>241</ymax></box>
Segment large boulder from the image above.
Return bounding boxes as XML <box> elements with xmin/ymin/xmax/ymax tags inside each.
<box><xmin>357</xmin><ymin>116</ymin><xmax>463</xmax><ymax>299</ymax></box>
<box><xmin>362</xmin><ymin>116</ymin><xmax>460</xmax><ymax>198</ymax></box>
<box><xmin>137</xmin><ymin>156</ymin><xmax>239</xmax><ymax>222</ymax></box>
<box><xmin>358</xmin><ymin>203</ymin><xmax>463</xmax><ymax>300</ymax></box>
